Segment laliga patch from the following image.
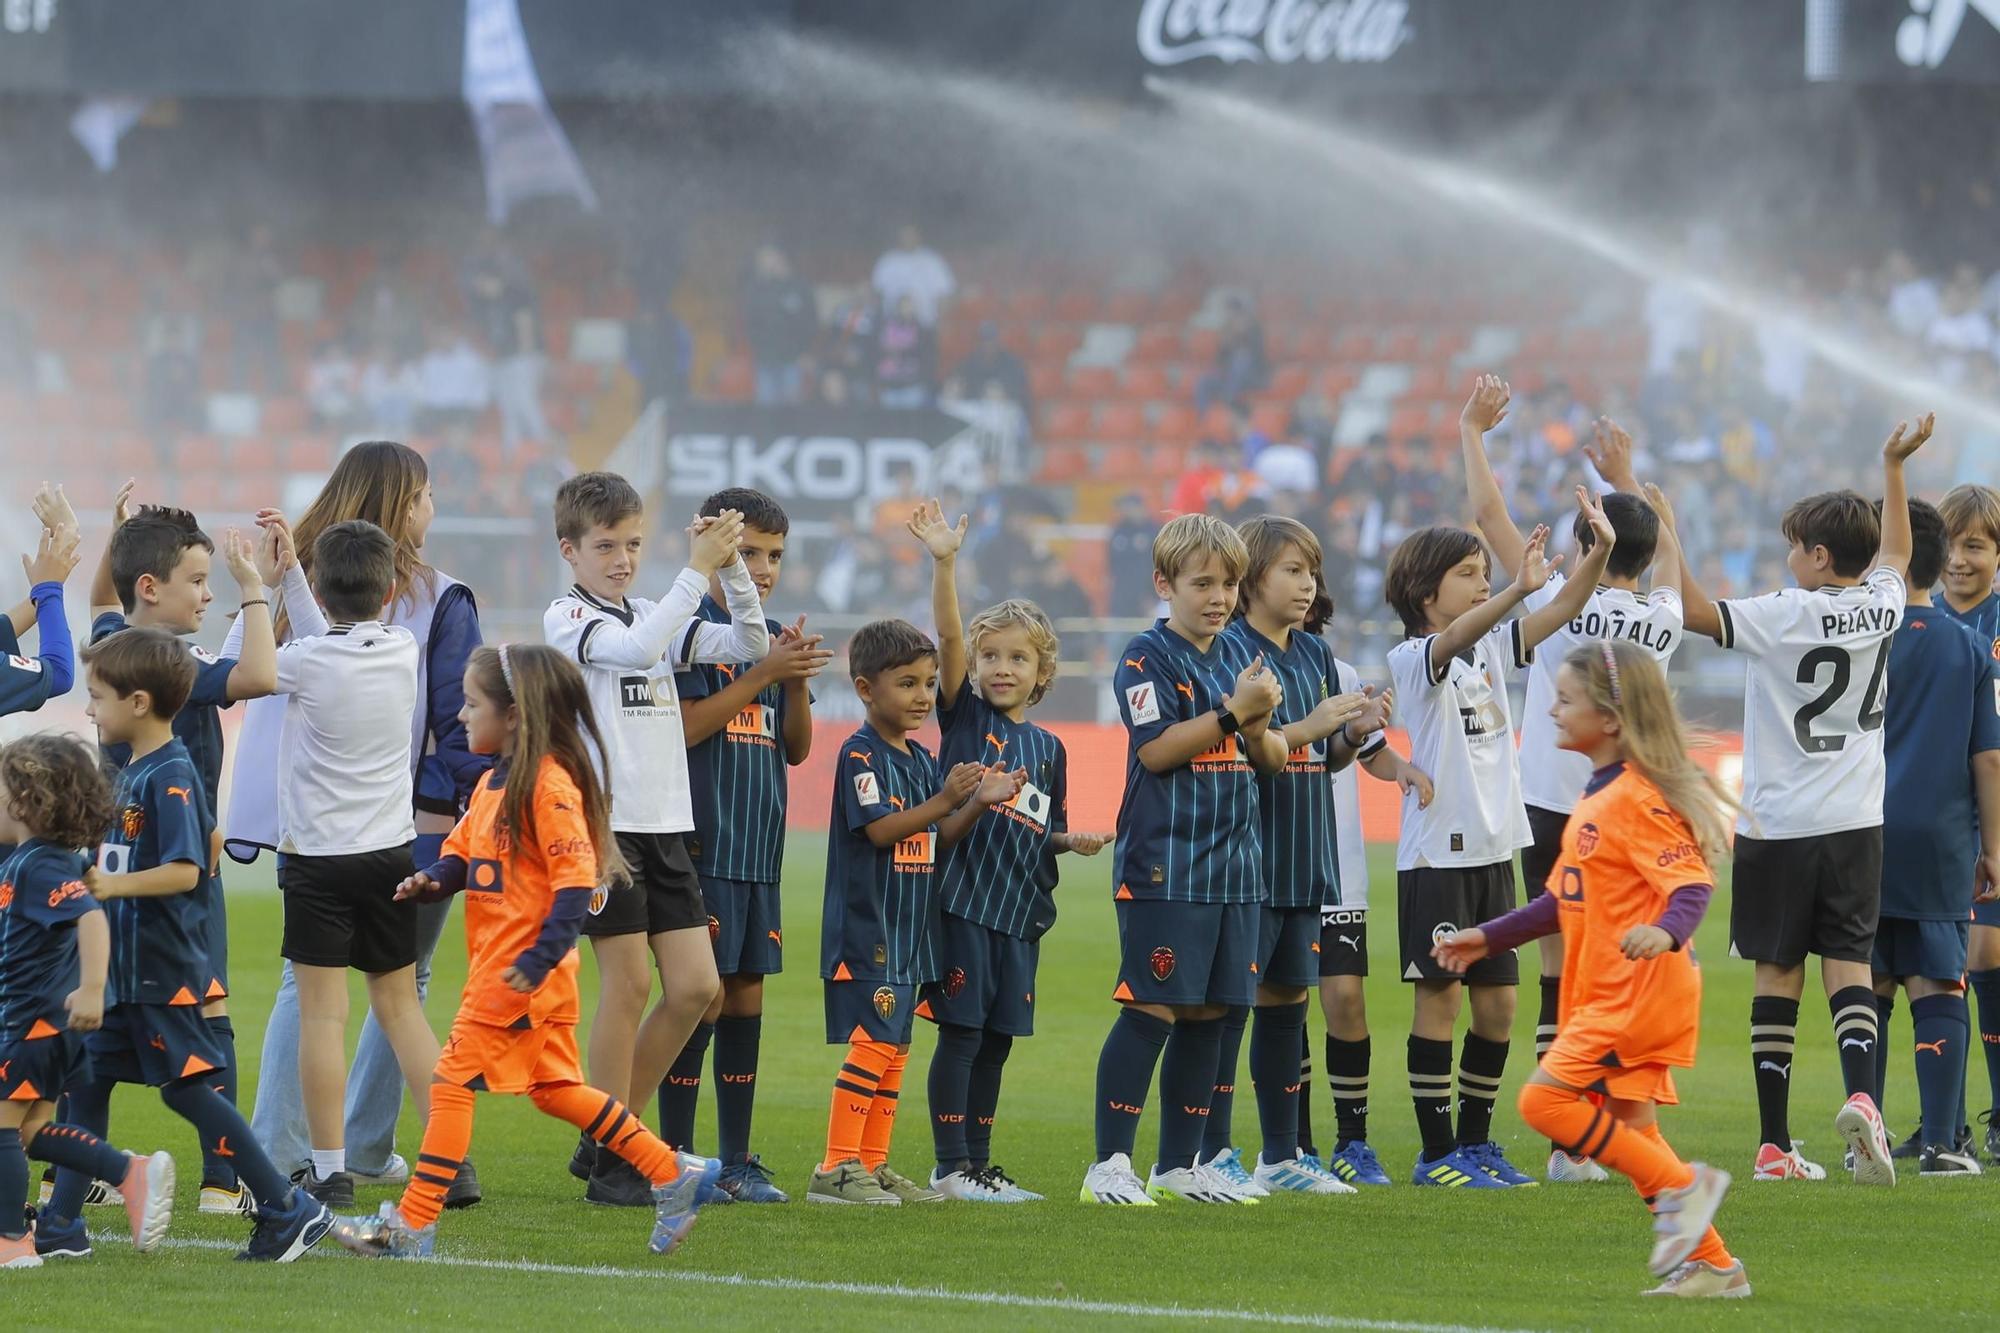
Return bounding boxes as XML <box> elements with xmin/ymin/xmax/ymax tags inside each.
<box><xmin>853</xmin><ymin>771</ymin><xmax>881</xmax><ymax>806</ymax></box>
<box><xmin>7</xmin><ymin>655</ymin><xmax>40</xmax><ymax>673</ymax></box>
<box><xmin>191</xmin><ymin>647</ymin><xmax>219</xmax><ymax>664</ymax></box>
<box><xmin>1125</xmin><ymin>681</ymin><xmax>1160</xmax><ymax>725</ymax></box>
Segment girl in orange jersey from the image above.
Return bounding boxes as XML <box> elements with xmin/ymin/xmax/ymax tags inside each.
<box><xmin>1433</xmin><ymin>639</ymin><xmax>1749</xmax><ymax>1300</ymax></box>
<box><xmin>333</xmin><ymin>645</ymin><xmax>718</xmax><ymax>1260</ymax></box>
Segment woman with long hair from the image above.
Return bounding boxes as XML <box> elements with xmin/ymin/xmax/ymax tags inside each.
<box><xmin>229</xmin><ymin>440</ymin><xmax>492</xmax><ymax>1202</ymax></box>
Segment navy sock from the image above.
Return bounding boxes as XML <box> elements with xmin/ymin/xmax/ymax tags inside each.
<box><xmin>1295</xmin><ymin>1025</ymin><xmax>1316</xmax><ymax>1158</ymax></box>
<box><xmin>1158</xmin><ymin>1017</ymin><xmax>1225</xmax><ymax>1173</ymax></box>
<box><xmin>1250</xmin><ymin>1000</ymin><xmax>1308</xmax><ymax>1165</ymax></box>
<box><xmin>28</xmin><ymin>1123</ymin><xmax>131</xmax><ymax>1185</ymax></box>
<box><xmin>1329</xmin><ymin>1034</ymin><xmax>1370</xmax><ymax>1147</ymax></box>
<box><xmin>658</xmin><ymin>1021</ymin><xmax>713</xmax><ymax>1153</ymax></box>
<box><xmin>1094</xmin><ymin>1007</ymin><xmax>1169</xmax><ymax>1162</ymax></box>
<box><xmin>0</xmin><ymin>1129</ymin><xmax>26</xmax><ymax>1239</ymax></box>
<box><xmin>46</xmin><ymin>1078</ymin><xmax>112</xmax><ymax>1224</ymax></box>
<box><xmin>1455</xmin><ymin>1031</ymin><xmax>1509</xmax><ymax>1147</ymax></box>
<box><xmin>1200</xmin><ymin>1006</ymin><xmax>1249</xmax><ymax>1159</ymax></box>
<box><xmin>1912</xmin><ymin>992</ymin><xmax>1971</xmax><ymax>1150</ymax></box>
<box><xmin>928</xmin><ymin>1023</ymin><xmax>981</xmax><ymax>1175</ymax></box>
<box><xmin>1872</xmin><ymin>993</ymin><xmax>1894</xmax><ymax>1114</ymax></box>
<box><xmin>1409</xmin><ymin>1035</ymin><xmax>1454</xmax><ymax>1160</ymax></box>
<box><xmin>712</xmin><ymin>1013</ymin><xmax>761</xmax><ymax>1163</ymax></box>
<box><xmin>965</xmin><ymin>1030</ymin><xmax>1012</xmax><ymax>1169</ymax></box>
<box><xmin>159</xmin><ymin>1075</ymin><xmax>291</xmax><ymax>1209</ymax></box>
<box><xmin>1970</xmin><ymin>968</ymin><xmax>2000</xmax><ymax>1115</ymax></box>
<box><xmin>202</xmin><ymin>1014</ymin><xmax>240</xmax><ymax>1188</ymax></box>
<box><xmin>1751</xmin><ymin>995</ymin><xmax>1799</xmax><ymax>1148</ymax></box>
<box><xmin>1831</xmin><ymin>986</ymin><xmax>1879</xmax><ymax>1099</ymax></box>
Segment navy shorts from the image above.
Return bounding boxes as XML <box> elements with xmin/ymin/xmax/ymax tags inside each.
<box><xmin>1974</xmin><ymin>898</ymin><xmax>2000</xmax><ymax>929</ymax></box>
<box><xmin>1398</xmin><ymin>862</ymin><xmax>1522</xmax><ymax>985</ymax></box>
<box><xmin>1318</xmin><ymin>906</ymin><xmax>1370</xmax><ymax>979</ymax></box>
<box><xmin>1114</xmin><ymin>898</ymin><xmax>1257</xmax><ymax>1008</ymax></box>
<box><xmin>585</xmin><ymin>832</ymin><xmax>707</xmax><ymax>938</ymax></box>
<box><xmin>919</xmin><ymin>911</ymin><xmax>1039</xmax><ymax>1036</ymax></box>
<box><xmin>1258</xmin><ymin>906</ymin><xmax>1322</xmax><ymax>990</ymax></box>
<box><xmin>86</xmin><ymin>1002</ymin><xmax>231</xmax><ymax>1087</ymax></box>
<box><xmin>0</xmin><ymin>1027</ymin><xmax>90</xmax><ymax>1104</ymax></box>
<box><xmin>702</xmin><ymin>875</ymin><xmax>783</xmax><ymax>977</ymax></box>
<box><xmin>199</xmin><ymin>869</ymin><xmax>229</xmax><ymax>1000</ymax></box>
<box><xmin>1872</xmin><ymin>916</ymin><xmax>1970</xmax><ymax>983</ymax></box>
<box><xmin>824</xmin><ymin>979</ymin><xmax>916</xmax><ymax>1046</ymax></box>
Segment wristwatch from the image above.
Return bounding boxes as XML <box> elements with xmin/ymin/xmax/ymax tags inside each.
<box><xmin>1215</xmin><ymin>707</ymin><xmax>1242</xmax><ymax>736</ymax></box>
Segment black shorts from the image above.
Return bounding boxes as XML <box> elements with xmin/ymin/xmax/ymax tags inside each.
<box><xmin>1114</xmin><ymin>898</ymin><xmax>1257</xmax><ymax>1007</ymax></box>
<box><xmin>1399</xmin><ymin>862</ymin><xmax>1521</xmax><ymax>985</ymax></box>
<box><xmin>0</xmin><ymin>1027</ymin><xmax>90</xmax><ymax>1103</ymax></box>
<box><xmin>87</xmin><ymin>1002</ymin><xmax>230</xmax><ymax>1087</ymax></box>
<box><xmin>584</xmin><ymin>832</ymin><xmax>708</xmax><ymax>939</ymax></box>
<box><xmin>1258</xmin><ymin>906</ymin><xmax>1322</xmax><ymax>990</ymax></box>
<box><xmin>824</xmin><ymin>978</ymin><xmax>916</xmax><ymax>1046</ymax></box>
<box><xmin>701</xmin><ymin>874</ymin><xmax>783</xmax><ymax>976</ymax></box>
<box><xmin>1318</xmin><ymin>906</ymin><xmax>1370</xmax><ymax>978</ymax></box>
<box><xmin>1521</xmin><ymin>804</ymin><xmax>1570</xmax><ymax>901</ymax></box>
<box><xmin>1730</xmin><ymin>828</ymin><xmax>1881</xmax><ymax>967</ymax></box>
<box><xmin>919</xmin><ymin>911</ymin><xmax>1039</xmax><ymax>1036</ymax></box>
<box><xmin>1872</xmin><ymin>916</ymin><xmax>1969</xmax><ymax>983</ymax></box>
<box><xmin>279</xmin><ymin>844</ymin><xmax>418</xmax><ymax>974</ymax></box>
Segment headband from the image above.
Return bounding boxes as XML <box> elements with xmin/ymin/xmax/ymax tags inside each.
<box><xmin>1600</xmin><ymin>640</ymin><xmax>1622</xmax><ymax>708</ymax></box>
<box><xmin>498</xmin><ymin>643</ymin><xmax>516</xmax><ymax>695</ymax></box>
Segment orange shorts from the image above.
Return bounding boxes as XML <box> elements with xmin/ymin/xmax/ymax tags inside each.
<box><xmin>1542</xmin><ymin>1034</ymin><xmax>1680</xmax><ymax>1107</ymax></box>
<box><xmin>433</xmin><ymin>1015</ymin><xmax>584</xmax><ymax>1095</ymax></box>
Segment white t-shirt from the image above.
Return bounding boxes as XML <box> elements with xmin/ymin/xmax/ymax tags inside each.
<box><xmin>1716</xmin><ymin>566</ymin><xmax>1905</xmax><ymax>838</ymax></box>
<box><xmin>1326</xmin><ymin>657</ymin><xmax>1387</xmax><ymax>910</ymax></box>
<box><xmin>272</xmin><ymin>620</ymin><xmax>419</xmax><ymax>856</ymax></box>
<box><xmin>871</xmin><ymin>246</ymin><xmax>956</xmax><ymax>325</ymax></box>
<box><xmin>543</xmin><ymin>560</ymin><xmax>769</xmax><ymax>834</ymax></box>
<box><xmin>1388</xmin><ymin>622</ymin><xmax>1533</xmax><ymax>871</ymax></box>
<box><xmin>1252</xmin><ymin>443</ymin><xmax>1318</xmax><ymax>495</ymax></box>
<box><xmin>1518</xmin><ymin>576</ymin><xmax>1684</xmax><ymax>814</ymax></box>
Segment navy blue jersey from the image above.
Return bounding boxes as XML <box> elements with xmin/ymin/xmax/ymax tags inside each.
<box><xmin>0</xmin><ymin>840</ymin><xmax>99</xmax><ymax>1041</ymax></box>
<box><xmin>1882</xmin><ymin>606</ymin><xmax>2000</xmax><ymax>920</ymax></box>
<box><xmin>821</xmin><ymin>723</ymin><xmax>943</xmax><ymax>985</ymax></box>
<box><xmin>0</xmin><ymin>617</ymin><xmax>59</xmax><ymax>717</ymax></box>
<box><xmin>1225</xmin><ymin>619</ymin><xmax>1341</xmax><ymax>910</ymax></box>
<box><xmin>1111</xmin><ymin>621</ymin><xmax>1266</xmax><ymax>905</ymax></box>
<box><xmin>677</xmin><ymin>601</ymin><xmax>791</xmax><ymax>884</ymax></box>
<box><xmin>1940</xmin><ymin>590</ymin><xmax>2000</xmax><ymax>664</ymax></box>
<box><xmin>936</xmin><ymin>687</ymin><xmax>1067</xmax><ymax>940</ymax></box>
<box><xmin>92</xmin><ymin>612</ymin><xmax>236</xmax><ymax>819</ymax></box>
<box><xmin>98</xmin><ymin>739</ymin><xmax>213</xmax><ymax>1007</ymax></box>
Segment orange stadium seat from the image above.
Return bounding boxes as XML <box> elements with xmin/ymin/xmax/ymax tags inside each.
<box><xmin>1249</xmin><ymin>403</ymin><xmax>1290</xmax><ymax>439</ymax></box>
<box><xmin>1103</xmin><ymin>290</ymin><xmax>1153</xmax><ymax>323</ymax></box>
<box><xmin>1097</xmin><ymin>402</ymin><xmax>1147</xmax><ymax>442</ymax></box>
<box><xmin>1069</xmin><ymin>365</ymin><xmax>1119</xmax><ymax>398</ymax></box>
<box><xmin>1035</xmin><ymin>446</ymin><xmax>1089</xmax><ymax>483</ymax></box>
<box><xmin>1054</xmin><ymin>290</ymin><xmax>1099</xmax><ymax>323</ymax></box>
<box><xmin>1004</xmin><ymin>290</ymin><xmax>1050</xmax><ymax>323</ymax></box>
<box><xmin>1132</xmin><ymin>324</ymin><xmax>1183</xmax><ymax>362</ymax></box>
<box><xmin>1043</xmin><ymin>400</ymin><xmax>1093</xmax><ymax>442</ymax></box>
<box><xmin>1032</xmin><ymin>327</ymin><xmax>1081</xmax><ymax>363</ymax></box>
<box><xmin>1029</xmin><ymin>362</ymin><xmax>1067</xmax><ymax>401</ymax></box>
<box><xmin>1154</xmin><ymin>403</ymin><xmax>1201</xmax><ymax>446</ymax></box>
<box><xmin>1266</xmin><ymin>365</ymin><xmax>1312</xmax><ymax>399</ymax></box>
<box><xmin>1121</xmin><ymin>364</ymin><xmax>1174</xmax><ymax>401</ymax></box>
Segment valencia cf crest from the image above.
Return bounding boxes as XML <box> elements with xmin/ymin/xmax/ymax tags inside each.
<box><xmin>872</xmin><ymin>986</ymin><xmax>898</xmax><ymax>1020</ymax></box>
<box><xmin>119</xmin><ymin>804</ymin><xmax>145</xmax><ymax>841</ymax></box>
<box><xmin>1150</xmin><ymin>946</ymin><xmax>1176</xmax><ymax>981</ymax></box>
<box><xmin>943</xmin><ymin>966</ymin><xmax>967</xmax><ymax>999</ymax></box>
<box><xmin>707</xmin><ymin>915</ymin><xmax>721</xmax><ymax>944</ymax></box>
<box><xmin>588</xmin><ymin>885</ymin><xmax>610</xmax><ymax>916</ymax></box>
<box><xmin>1576</xmin><ymin>822</ymin><xmax>1600</xmax><ymax>859</ymax></box>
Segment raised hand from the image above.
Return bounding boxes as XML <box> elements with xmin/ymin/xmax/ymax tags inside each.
<box><xmin>690</xmin><ymin>509</ymin><xmax>746</xmax><ymax>574</ymax></box>
<box><xmin>1515</xmin><ymin>523</ymin><xmax>1561</xmax><ymax>595</ymax></box>
<box><xmin>24</xmin><ymin>523</ymin><xmax>81</xmax><ymax>586</ymax></box>
<box><xmin>1460</xmin><ymin>374</ymin><xmax>1511</xmax><ymax>434</ymax></box>
<box><xmin>765</xmin><ymin>616</ymin><xmax>833</xmax><ymax>681</ymax></box>
<box><xmin>1349</xmin><ymin>685</ymin><xmax>1394</xmax><ymax>739</ymax></box>
<box><xmin>1575</xmin><ymin>487</ymin><xmax>1615</xmax><ymax>557</ymax></box>
<box><xmin>254</xmin><ymin>515</ymin><xmax>294</xmax><ymax>587</ymax></box>
<box><xmin>1883</xmin><ymin>412</ymin><xmax>1935</xmax><ymax>464</ymax></box>
<box><xmin>1640</xmin><ymin>481</ymin><xmax>1678</xmax><ymax>537</ymax></box>
<box><xmin>906</xmin><ymin>497</ymin><xmax>969</xmax><ymax>562</ymax></box>
<box><xmin>1584</xmin><ymin>417</ymin><xmax>1637</xmax><ymax>489</ymax></box>
<box><xmin>32</xmin><ymin>482</ymin><xmax>78</xmax><ymax>535</ymax></box>
<box><xmin>111</xmin><ymin>478</ymin><xmax>136</xmax><ymax>528</ymax></box>
<box><xmin>943</xmin><ymin>761</ymin><xmax>986</xmax><ymax>805</ymax></box>
<box><xmin>1430</xmin><ymin>926</ymin><xmax>1490</xmax><ymax>974</ymax></box>
<box><xmin>1399</xmin><ymin>764</ymin><xmax>1435</xmax><ymax>810</ymax></box>
<box><xmin>221</xmin><ymin>527</ymin><xmax>261</xmax><ymax>592</ymax></box>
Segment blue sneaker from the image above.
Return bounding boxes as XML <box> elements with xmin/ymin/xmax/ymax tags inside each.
<box><xmin>650</xmin><ymin>1151</ymin><xmax>721</xmax><ymax>1255</ymax></box>
<box><xmin>1462</xmin><ymin>1140</ymin><xmax>1539</xmax><ymax>1187</ymax></box>
<box><xmin>236</xmin><ymin>1189</ymin><xmax>335</xmax><ymax>1262</ymax></box>
<box><xmin>1329</xmin><ymin>1141</ymin><xmax>1393</xmax><ymax>1187</ymax></box>
<box><xmin>718</xmin><ymin>1154</ymin><xmax>790</xmax><ymax>1204</ymax></box>
<box><xmin>31</xmin><ymin>1210</ymin><xmax>90</xmax><ymax>1260</ymax></box>
<box><xmin>1412</xmin><ymin>1147</ymin><xmax>1513</xmax><ymax>1188</ymax></box>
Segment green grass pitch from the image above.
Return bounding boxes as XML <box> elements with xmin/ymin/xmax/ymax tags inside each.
<box><xmin>24</xmin><ymin>840</ymin><xmax>1993</xmax><ymax>1330</ymax></box>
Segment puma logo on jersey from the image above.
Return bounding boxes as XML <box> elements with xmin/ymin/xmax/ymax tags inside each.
<box><xmin>1173</xmin><ymin>680</ymin><xmax>1195</xmax><ymax>702</ymax></box>
<box><xmin>166</xmin><ymin>786</ymin><xmax>193</xmax><ymax>804</ymax></box>
<box><xmin>985</xmin><ymin>733</ymin><xmax>1008</xmax><ymax>753</ymax></box>
<box><xmin>1123</xmin><ymin>657</ymin><xmax>1146</xmax><ymax>673</ymax></box>
<box><xmin>1757</xmin><ymin>1060</ymin><xmax>1791</xmax><ymax>1080</ymax></box>
<box><xmin>847</xmin><ymin>750</ymin><xmax>873</xmax><ymax>765</ymax></box>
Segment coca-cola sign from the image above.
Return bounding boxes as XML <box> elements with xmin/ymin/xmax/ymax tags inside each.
<box><xmin>1138</xmin><ymin>0</ymin><xmax>1413</xmax><ymax>67</ymax></box>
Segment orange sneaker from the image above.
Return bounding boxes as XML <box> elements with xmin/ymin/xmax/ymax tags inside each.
<box><xmin>0</xmin><ymin>1230</ymin><xmax>41</xmax><ymax>1270</ymax></box>
<box><xmin>120</xmin><ymin>1152</ymin><xmax>177</xmax><ymax>1253</ymax></box>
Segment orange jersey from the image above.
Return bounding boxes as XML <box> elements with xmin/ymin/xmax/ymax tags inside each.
<box><xmin>1547</xmin><ymin>764</ymin><xmax>1712</xmax><ymax>1072</ymax></box>
<box><xmin>440</xmin><ymin>756</ymin><xmax>599</xmax><ymax>1030</ymax></box>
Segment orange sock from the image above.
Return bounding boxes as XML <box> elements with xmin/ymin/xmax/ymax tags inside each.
<box><xmin>1634</xmin><ymin>1122</ymin><xmax>1734</xmax><ymax>1268</ymax></box>
<box><xmin>532</xmin><ymin>1082</ymin><xmax>679</xmax><ymax>1186</ymax></box>
<box><xmin>823</xmin><ymin>1040</ymin><xmax>896</xmax><ymax>1172</ymax></box>
<box><xmin>1518</xmin><ymin>1082</ymin><xmax>1692</xmax><ymax>1197</ymax></box>
<box><xmin>398</xmin><ymin>1083</ymin><xmax>475</xmax><ymax>1231</ymax></box>
<box><xmin>858</xmin><ymin>1046</ymin><xmax>909</xmax><ymax>1172</ymax></box>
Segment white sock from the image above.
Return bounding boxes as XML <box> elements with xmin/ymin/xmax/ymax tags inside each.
<box><xmin>311</xmin><ymin>1148</ymin><xmax>346</xmax><ymax>1180</ymax></box>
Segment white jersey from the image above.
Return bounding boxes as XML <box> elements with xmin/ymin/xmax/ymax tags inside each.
<box><xmin>1326</xmin><ymin>656</ymin><xmax>1386</xmax><ymax>910</ymax></box>
<box><xmin>1518</xmin><ymin>576</ymin><xmax>1684</xmax><ymax>814</ymax></box>
<box><xmin>271</xmin><ymin>621</ymin><xmax>419</xmax><ymax>856</ymax></box>
<box><xmin>1388</xmin><ymin>622</ymin><xmax>1533</xmax><ymax>871</ymax></box>
<box><xmin>544</xmin><ymin>561</ymin><xmax>769</xmax><ymax>834</ymax></box>
<box><xmin>1716</xmin><ymin>566</ymin><xmax>1905</xmax><ymax>838</ymax></box>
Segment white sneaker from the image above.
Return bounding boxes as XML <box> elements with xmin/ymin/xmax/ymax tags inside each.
<box><xmin>1199</xmin><ymin>1147</ymin><xmax>1271</xmax><ymax>1197</ymax></box>
<box><xmin>929</xmin><ymin>1167</ymin><xmax>1013</xmax><ymax>1202</ymax></box>
<box><xmin>1751</xmin><ymin>1140</ymin><xmax>1826</xmax><ymax>1181</ymax></box>
<box><xmin>1547</xmin><ymin>1149</ymin><xmax>1612</xmax><ymax>1183</ymax></box>
<box><xmin>1643</xmin><ymin>1259</ymin><xmax>1753</xmax><ymax>1299</ymax></box>
<box><xmin>1649</xmin><ymin>1164</ymin><xmax>1731</xmax><ymax>1277</ymax></box>
<box><xmin>200</xmin><ymin>1181</ymin><xmax>258</xmax><ymax>1217</ymax></box>
<box><xmin>1253</xmin><ymin>1152</ymin><xmax>1357</xmax><ymax>1195</ymax></box>
<box><xmin>1078</xmin><ymin>1153</ymin><xmax>1155</xmax><ymax>1206</ymax></box>
<box><xmin>349</xmin><ymin>1153</ymin><xmax>411</xmax><ymax>1184</ymax></box>
<box><xmin>1194</xmin><ymin>1160</ymin><xmax>1263</xmax><ymax>1204</ymax></box>
<box><xmin>1835</xmin><ymin>1093</ymin><xmax>1896</xmax><ymax>1187</ymax></box>
<box><xmin>1147</xmin><ymin>1162</ymin><xmax>1243</xmax><ymax>1203</ymax></box>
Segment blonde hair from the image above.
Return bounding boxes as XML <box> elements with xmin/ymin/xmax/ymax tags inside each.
<box><xmin>1236</xmin><ymin>514</ymin><xmax>1330</xmax><ymax>628</ymax></box>
<box><xmin>1153</xmin><ymin>513</ymin><xmax>1248</xmax><ymax>584</ymax></box>
<box><xmin>1939</xmin><ymin>484</ymin><xmax>2000</xmax><ymax>546</ymax></box>
<box><xmin>280</xmin><ymin>441</ymin><xmax>434</xmax><ymax>639</ymax></box>
<box><xmin>967</xmin><ymin>598</ymin><xmax>1060</xmax><ymax>707</ymax></box>
<box><xmin>1563</xmin><ymin>640</ymin><xmax>1737</xmax><ymax>862</ymax></box>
